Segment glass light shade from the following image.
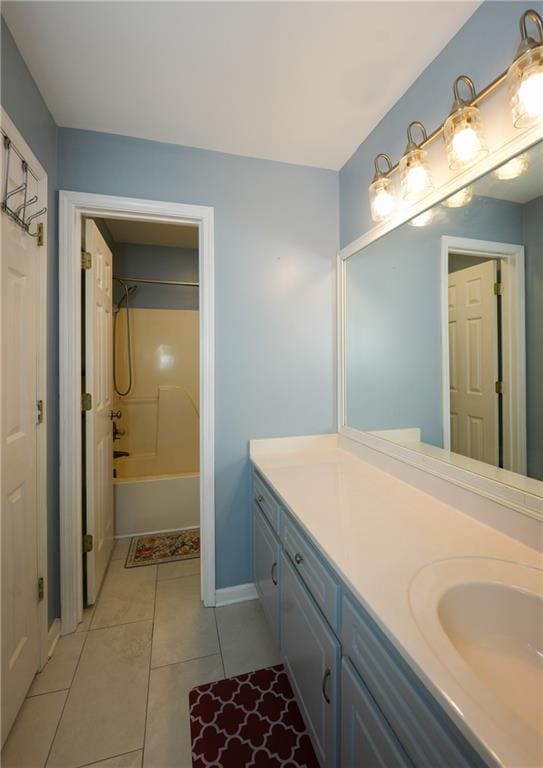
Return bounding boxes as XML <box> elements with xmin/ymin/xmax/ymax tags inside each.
<box><xmin>493</xmin><ymin>153</ymin><xmax>529</xmax><ymax>180</ymax></box>
<box><xmin>409</xmin><ymin>209</ymin><xmax>434</xmax><ymax>227</ymax></box>
<box><xmin>369</xmin><ymin>176</ymin><xmax>395</xmax><ymax>222</ymax></box>
<box><xmin>508</xmin><ymin>46</ymin><xmax>543</xmax><ymax>127</ymax></box>
<box><xmin>443</xmin><ymin>106</ymin><xmax>488</xmax><ymax>170</ymax></box>
<box><xmin>442</xmin><ymin>186</ymin><xmax>473</xmax><ymax>208</ymax></box>
<box><xmin>399</xmin><ymin>148</ymin><xmax>433</xmax><ymax>201</ymax></box>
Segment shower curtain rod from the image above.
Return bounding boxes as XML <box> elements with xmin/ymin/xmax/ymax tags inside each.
<box><xmin>113</xmin><ymin>275</ymin><xmax>199</xmax><ymax>287</ymax></box>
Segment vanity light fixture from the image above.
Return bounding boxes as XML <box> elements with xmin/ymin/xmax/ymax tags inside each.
<box><xmin>400</xmin><ymin>121</ymin><xmax>434</xmax><ymax>201</ymax></box>
<box><xmin>508</xmin><ymin>9</ymin><xmax>543</xmax><ymax>128</ymax></box>
<box><xmin>409</xmin><ymin>209</ymin><xmax>434</xmax><ymax>227</ymax></box>
<box><xmin>369</xmin><ymin>154</ymin><xmax>396</xmax><ymax>223</ymax></box>
<box><xmin>493</xmin><ymin>153</ymin><xmax>529</xmax><ymax>180</ymax></box>
<box><xmin>443</xmin><ymin>76</ymin><xmax>488</xmax><ymax>170</ymax></box>
<box><xmin>442</xmin><ymin>186</ymin><xmax>473</xmax><ymax>208</ymax></box>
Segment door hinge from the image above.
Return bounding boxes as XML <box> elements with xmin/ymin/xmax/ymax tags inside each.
<box><xmin>36</xmin><ymin>399</ymin><xmax>44</xmax><ymax>425</ymax></box>
<box><xmin>81</xmin><ymin>392</ymin><xmax>92</xmax><ymax>411</ymax></box>
<box><xmin>82</xmin><ymin>534</ymin><xmax>93</xmax><ymax>554</ymax></box>
<box><xmin>37</xmin><ymin>222</ymin><xmax>44</xmax><ymax>247</ymax></box>
<box><xmin>81</xmin><ymin>250</ymin><xmax>92</xmax><ymax>269</ymax></box>
<box><xmin>493</xmin><ymin>281</ymin><xmax>502</xmax><ymax>296</ymax></box>
<box><xmin>495</xmin><ymin>380</ymin><xmax>503</xmax><ymax>394</ymax></box>
<box><xmin>38</xmin><ymin>577</ymin><xmax>45</xmax><ymax>602</ymax></box>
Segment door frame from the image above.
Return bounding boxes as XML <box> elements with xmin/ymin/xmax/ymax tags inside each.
<box><xmin>440</xmin><ymin>235</ymin><xmax>526</xmax><ymax>474</ymax></box>
<box><xmin>0</xmin><ymin>108</ymin><xmax>53</xmax><ymax>665</ymax></box>
<box><xmin>59</xmin><ymin>191</ymin><xmax>215</xmax><ymax>634</ymax></box>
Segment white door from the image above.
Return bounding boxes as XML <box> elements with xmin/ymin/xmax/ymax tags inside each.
<box><xmin>448</xmin><ymin>259</ymin><xmax>499</xmax><ymax>465</ymax></box>
<box><xmin>85</xmin><ymin>220</ymin><xmax>114</xmax><ymax>604</ymax></box>
<box><xmin>1</xmin><ymin>150</ymin><xmax>41</xmax><ymax>743</ymax></box>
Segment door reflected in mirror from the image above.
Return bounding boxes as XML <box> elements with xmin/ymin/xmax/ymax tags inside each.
<box><xmin>344</xmin><ymin>140</ymin><xmax>542</xmax><ymax>487</ymax></box>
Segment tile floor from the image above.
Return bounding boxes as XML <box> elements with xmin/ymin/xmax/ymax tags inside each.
<box><xmin>2</xmin><ymin>539</ymin><xmax>280</xmax><ymax>768</ymax></box>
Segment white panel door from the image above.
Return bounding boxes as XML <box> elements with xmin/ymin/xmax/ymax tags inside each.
<box><xmin>448</xmin><ymin>260</ymin><xmax>499</xmax><ymax>465</ymax></box>
<box><xmin>1</xmin><ymin>155</ymin><xmax>41</xmax><ymax>743</ymax></box>
<box><xmin>85</xmin><ymin>220</ymin><xmax>114</xmax><ymax>604</ymax></box>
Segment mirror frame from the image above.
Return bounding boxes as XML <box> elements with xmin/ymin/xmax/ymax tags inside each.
<box><xmin>337</xmin><ymin>122</ymin><xmax>543</xmax><ymax>522</ymax></box>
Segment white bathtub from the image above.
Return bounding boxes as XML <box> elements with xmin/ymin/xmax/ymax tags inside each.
<box><xmin>114</xmin><ymin>472</ymin><xmax>200</xmax><ymax>537</ymax></box>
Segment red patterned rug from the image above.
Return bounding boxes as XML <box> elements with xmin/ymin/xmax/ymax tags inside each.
<box><xmin>125</xmin><ymin>528</ymin><xmax>200</xmax><ymax>568</ymax></box>
<box><xmin>189</xmin><ymin>664</ymin><xmax>319</xmax><ymax>767</ymax></box>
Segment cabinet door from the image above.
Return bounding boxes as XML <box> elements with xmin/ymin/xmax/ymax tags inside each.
<box><xmin>281</xmin><ymin>551</ymin><xmax>340</xmax><ymax>768</ymax></box>
<box><xmin>253</xmin><ymin>504</ymin><xmax>280</xmax><ymax>647</ymax></box>
<box><xmin>341</xmin><ymin>658</ymin><xmax>413</xmax><ymax>768</ymax></box>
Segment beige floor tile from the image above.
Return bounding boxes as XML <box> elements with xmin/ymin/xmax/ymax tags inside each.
<box><xmin>47</xmin><ymin>620</ymin><xmax>152</xmax><ymax>768</ymax></box>
<box><xmin>216</xmin><ymin>599</ymin><xmax>281</xmax><ymax>677</ymax></box>
<box><xmin>144</xmin><ymin>655</ymin><xmax>224</xmax><ymax>768</ymax></box>
<box><xmin>77</xmin><ymin>604</ymin><xmax>96</xmax><ymax>633</ymax></box>
<box><xmin>157</xmin><ymin>557</ymin><xmax>200</xmax><ymax>581</ymax></box>
<box><xmin>29</xmin><ymin>633</ymin><xmax>87</xmax><ymax>696</ymax></box>
<box><xmin>151</xmin><ymin>575</ymin><xmax>219</xmax><ymax>668</ymax></box>
<box><xmin>91</xmin><ymin>560</ymin><xmax>156</xmax><ymax>630</ymax></box>
<box><xmin>1</xmin><ymin>690</ymin><xmax>67</xmax><ymax>768</ymax></box>
<box><xmin>111</xmin><ymin>538</ymin><xmax>131</xmax><ymax>561</ymax></box>
<box><xmin>80</xmin><ymin>750</ymin><xmax>142</xmax><ymax>768</ymax></box>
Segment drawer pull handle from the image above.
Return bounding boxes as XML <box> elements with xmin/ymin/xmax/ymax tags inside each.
<box><xmin>271</xmin><ymin>561</ymin><xmax>278</xmax><ymax>586</ymax></box>
<box><xmin>294</xmin><ymin>552</ymin><xmax>303</xmax><ymax>565</ymax></box>
<box><xmin>256</xmin><ymin>494</ymin><xmax>264</xmax><ymax>504</ymax></box>
<box><xmin>322</xmin><ymin>668</ymin><xmax>331</xmax><ymax>704</ymax></box>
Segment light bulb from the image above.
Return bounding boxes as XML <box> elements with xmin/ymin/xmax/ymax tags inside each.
<box><xmin>451</xmin><ymin>127</ymin><xmax>481</xmax><ymax>165</ymax></box>
<box><xmin>442</xmin><ymin>186</ymin><xmax>473</xmax><ymax>208</ymax></box>
<box><xmin>406</xmin><ymin>164</ymin><xmax>430</xmax><ymax>196</ymax></box>
<box><xmin>369</xmin><ymin>156</ymin><xmax>396</xmax><ymax>223</ymax></box>
<box><xmin>493</xmin><ymin>154</ymin><xmax>529</xmax><ymax>180</ymax></box>
<box><xmin>409</xmin><ymin>210</ymin><xmax>434</xmax><ymax>227</ymax></box>
<box><xmin>517</xmin><ymin>69</ymin><xmax>543</xmax><ymax>122</ymax></box>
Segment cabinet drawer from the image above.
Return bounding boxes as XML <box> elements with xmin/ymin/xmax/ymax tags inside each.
<box><xmin>282</xmin><ymin>513</ymin><xmax>340</xmax><ymax>631</ymax></box>
<box><xmin>252</xmin><ymin>504</ymin><xmax>280</xmax><ymax>648</ymax></box>
<box><xmin>281</xmin><ymin>551</ymin><xmax>340</xmax><ymax>768</ymax></box>
<box><xmin>253</xmin><ymin>470</ymin><xmax>281</xmax><ymax>533</ymax></box>
<box><xmin>341</xmin><ymin>657</ymin><xmax>413</xmax><ymax>768</ymax></box>
<box><xmin>341</xmin><ymin>596</ymin><xmax>487</xmax><ymax>768</ymax></box>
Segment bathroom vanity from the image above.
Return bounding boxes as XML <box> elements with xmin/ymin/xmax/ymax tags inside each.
<box><xmin>250</xmin><ymin>434</ymin><xmax>542</xmax><ymax>768</ymax></box>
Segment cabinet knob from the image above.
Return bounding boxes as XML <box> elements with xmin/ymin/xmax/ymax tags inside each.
<box><xmin>256</xmin><ymin>494</ymin><xmax>264</xmax><ymax>504</ymax></box>
<box><xmin>322</xmin><ymin>668</ymin><xmax>331</xmax><ymax>704</ymax></box>
<box><xmin>271</xmin><ymin>561</ymin><xmax>278</xmax><ymax>586</ymax></box>
<box><xmin>294</xmin><ymin>552</ymin><xmax>303</xmax><ymax>565</ymax></box>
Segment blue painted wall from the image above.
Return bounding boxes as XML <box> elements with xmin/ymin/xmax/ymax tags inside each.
<box><xmin>345</xmin><ymin>196</ymin><xmax>524</xmax><ymax>446</ymax></box>
<box><xmin>339</xmin><ymin>1</ymin><xmax>543</xmax><ymax>247</ymax></box>
<box><xmin>58</xmin><ymin>128</ymin><xmax>338</xmax><ymax>589</ymax></box>
<box><xmin>1</xmin><ymin>18</ymin><xmax>60</xmax><ymax>622</ymax></box>
<box><xmin>112</xmin><ymin>244</ymin><xmax>199</xmax><ymax>310</ymax></box>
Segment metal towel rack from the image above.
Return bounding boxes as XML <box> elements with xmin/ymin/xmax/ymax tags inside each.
<box><xmin>2</xmin><ymin>132</ymin><xmax>47</xmax><ymax>240</ymax></box>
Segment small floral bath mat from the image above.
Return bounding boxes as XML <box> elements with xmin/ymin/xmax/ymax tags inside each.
<box><xmin>125</xmin><ymin>528</ymin><xmax>200</xmax><ymax>568</ymax></box>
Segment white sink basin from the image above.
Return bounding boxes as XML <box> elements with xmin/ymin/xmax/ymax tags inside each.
<box><xmin>409</xmin><ymin>557</ymin><xmax>543</xmax><ymax>765</ymax></box>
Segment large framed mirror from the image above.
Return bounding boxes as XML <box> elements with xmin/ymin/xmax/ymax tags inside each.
<box><xmin>339</xmin><ymin>138</ymin><xmax>543</xmax><ymax>514</ymax></box>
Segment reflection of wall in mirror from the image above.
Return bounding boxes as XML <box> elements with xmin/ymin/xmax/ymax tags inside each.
<box><xmin>524</xmin><ymin>195</ymin><xmax>543</xmax><ymax>481</ymax></box>
<box><xmin>346</xmin><ymin>196</ymin><xmax>530</xmax><ymax>451</ymax></box>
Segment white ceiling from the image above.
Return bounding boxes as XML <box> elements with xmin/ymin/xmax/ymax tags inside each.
<box><xmin>3</xmin><ymin>1</ymin><xmax>480</xmax><ymax>170</ymax></box>
<box><xmin>101</xmin><ymin>218</ymin><xmax>199</xmax><ymax>248</ymax></box>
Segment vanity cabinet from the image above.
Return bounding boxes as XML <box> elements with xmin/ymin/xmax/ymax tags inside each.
<box><xmin>251</xmin><ymin>467</ymin><xmax>490</xmax><ymax>768</ymax></box>
<box><xmin>341</xmin><ymin>657</ymin><xmax>413</xmax><ymax>768</ymax></box>
<box><xmin>252</xmin><ymin>503</ymin><xmax>280</xmax><ymax>647</ymax></box>
<box><xmin>281</xmin><ymin>551</ymin><xmax>340</xmax><ymax>768</ymax></box>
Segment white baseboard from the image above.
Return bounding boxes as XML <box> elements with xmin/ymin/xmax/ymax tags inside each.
<box><xmin>42</xmin><ymin>618</ymin><xmax>61</xmax><ymax>667</ymax></box>
<box><xmin>114</xmin><ymin>524</ymin><xmax>199</xmax><ymax>539</ymax></box>
<box><xmin>215</xmin><ymin>583</ymin><xmax>258</xmax><ymax>607</ymax></box>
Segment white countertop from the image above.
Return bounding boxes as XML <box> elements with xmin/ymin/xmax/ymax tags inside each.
<box><xmin>249</xmin><ymin>433</ymin><xmax>543</xmax><ymax>768</ymax></box>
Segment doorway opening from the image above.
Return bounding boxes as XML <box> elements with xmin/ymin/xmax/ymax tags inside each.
<box><xmin>59</xmin><ymin>193</ymin><xmax>215</xmax><ymax>635</ymax></box>
<box><xmin>441</xmin><ymin>236</ymin><xmax>526</xmax><ymax>475</ymax></box>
